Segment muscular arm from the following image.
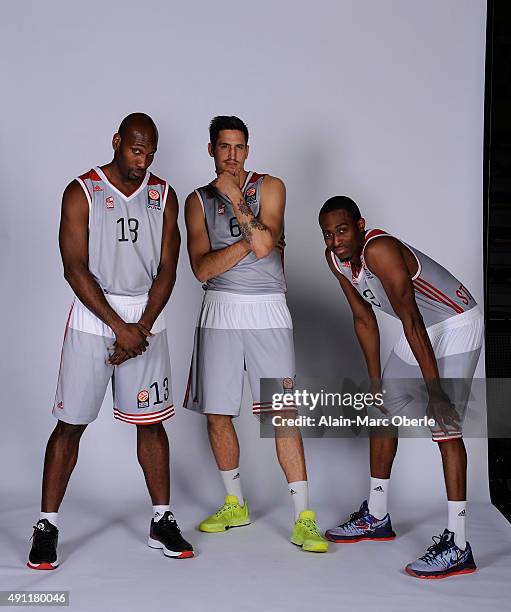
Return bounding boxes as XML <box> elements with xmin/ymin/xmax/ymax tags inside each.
<box><xmin>325</xmin><ymin>249</ymin><xmax>381</xmax><ymax>379</ymax></box>
<box><xmin>59</xmin><ymin>180</ymin><xmax>149</xmax><ymax>365</ymax></box>
<box><xmin>364</xmin><ymin>238</ymin><xmax>440</xmax><ymax>382</ymax></box>
<box><xmin>185</xmin><ymin>191</ymin><xmax>251</xmax><ymax>283</ymax></box>
<box><xmin>138</xmin><ymin>186</ymin><xmax>181</xmax><ymax>330</ymax></box>
<box><xmin>59</xmin><ymin>180</ymin><xmax>125</xmax><ymax>332</ymax></box>
<box><xmin>215</xmin><ymin>174</ymin><xmax>285</xmax><ymax>259</ymax></box>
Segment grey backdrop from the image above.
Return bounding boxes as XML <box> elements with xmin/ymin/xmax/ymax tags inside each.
<box><xmin>2</xmin><ymin>2</ymin><xmax>503</xmax><ymax>611</ymax></box>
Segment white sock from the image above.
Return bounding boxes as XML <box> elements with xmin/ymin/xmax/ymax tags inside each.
<box><xmin>152</xmin><ymin>505</ymin><xmax>170</xmax><ymax>522</ymax></box>
<box><xmin>40</xmin><ymin>512</ymin><xmax>59</xmax><ymax>527</ymax></box>
<box><xmin>368</xmin><ymin>477</ymin><xmax>390</xmax><ymax>519</ymax></box>
<box><xmin>448</xmin><ymin>500</ymin><xmax>466</xmax><ymax>549</ymax></box>
<box><xmin>220</xmin><ymin>468</ymin><xmax>244</xmax><ymax>504</ymax></box>
<box><xmin>288</xmin><ymin>481</ymin><xmax>309</xmax><ymax>520</ymax></box>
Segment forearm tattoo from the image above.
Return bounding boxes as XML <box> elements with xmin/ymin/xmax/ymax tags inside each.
<box><xmin>240</xmin><ymin>217</ymin><xmax>269</xmax><ymax>244</ymax></box>
<box><xmin>237</xmin><ymin>200</ymin><xmax>252</xmax><ymax>216</ymax></box>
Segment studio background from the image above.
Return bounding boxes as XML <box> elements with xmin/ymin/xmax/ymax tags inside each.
<box><xmin>2</xmin><ymin>1</ymin><xmax>508</xmax><ymax>611</ymax></box>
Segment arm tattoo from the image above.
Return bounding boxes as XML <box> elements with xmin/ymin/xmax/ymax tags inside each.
<box><xmin>248</xmin><ymin>217</ymin><xmax>268</xmax><ymax>232</ymax></box>
<box><xmin>240</xmin><ymin>222</ymin><xmax>253</xmax><ymax>244</ymax></box>
<box><xmin>237</xmin><ymin>200</ymin><xmax>253</xmax><ymax>217</ymax></box>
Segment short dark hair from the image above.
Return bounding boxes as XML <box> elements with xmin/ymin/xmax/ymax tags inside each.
<box><xmin>319</xmin><ymin>196</ymin><xmax>361</xmax><ymax>223</ymax></box>
<box><xmin>209</xmin><ymin>116</ymin><xmax>249</xmax><ymax>148</ymax></box>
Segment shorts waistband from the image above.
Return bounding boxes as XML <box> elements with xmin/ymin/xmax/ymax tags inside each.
<box><xmin>103</xmin><ymin>293</ymin><xmax>149</xmax><ymax>307</ymax></box>
<box><xmin>203</xmin><ymin>290</ymin><xmax>286</xmax><ymax>304</ymax></box>
<box><xmin>426</xmin><ymin>305</ymin><xmax>483</xmax><ymax>336</ymax></box>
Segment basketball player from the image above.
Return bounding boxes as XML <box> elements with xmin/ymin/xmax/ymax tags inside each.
<box><xmin>319</xmin><ymin>196</ymin><xmax>483</xmax><ymax>578</ymax></box>
<box><xmin>27</xmin><ymin>114</ymin><xmax>193</xmax><ymax>570</ymax></box>
<box><xmin>184</xmin><ymin>116</ymin><xmax>327</xmax><ymax>552</ymax></box>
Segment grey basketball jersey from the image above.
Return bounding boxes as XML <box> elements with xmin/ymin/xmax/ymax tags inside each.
<box><xmin>77</xmin><ymin>166</ymin><xmax>170</xmax><ymax>296</ymax></box>
<box><xmin>197</xmin><ymin>171</ymin><xmax>286</xmax><ymax>294</ymax></box>
<box><xmin>331</xmin><ymin>229</ymin><xmax>477</xmax><ymax>326</ymax></box>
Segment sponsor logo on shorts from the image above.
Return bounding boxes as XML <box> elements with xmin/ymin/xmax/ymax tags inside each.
<box><xmin>147</xmin><ymin>189</ymin><xmax>161</xmax><ymax>210</ymax></box>
<box><xmin>137</xmin><ymin>389</ymin><xmax>150</xmax><ymax>409</ymax></box>
<box><xmin>282</xmin><ymin>377</ymin><xmax>294</xmax><ymax>390</ymax></box>
<box><xmin>56</xmin><ymin>401</ymin><xmax>64</xmax><ymax>409</ymax></box>
<box><xmin>218</xmin><ymin>203</ymin><xmax>226</xmax><ymax>215</ymax></box>
<box><xmin>105</xmin><ymin>196</ymin><xmax>114</xmax><ymax>209</ymax></box>
<box><xmin>93</xmin><ymin>184</ymin><xmax>103</xmax><ymax>192</ymax></box>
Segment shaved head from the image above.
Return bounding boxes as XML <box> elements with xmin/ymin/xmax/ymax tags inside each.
<box><xmin>111</xmin><ymin>113</ymin><xmax>158</xmax><ymax>181</ymax></box>
<box><xmin>117</xmin><ymin>112</ymin><xmax>158</xmax><ymax>143</ymax></box>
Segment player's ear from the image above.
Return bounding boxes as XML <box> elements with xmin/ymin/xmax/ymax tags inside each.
<box><xmin>245</xmin><ymin>144</ymin><xmax>249</xmax><ymax>158</ymax></box>
<box><xmin>208</xmin><ymin>142</ymin><xmax>214</xmax><ymax>158</ymax></box>
<box><xmin>358</xmin><ymin>218</ymin><xmax>366</xmax><ymax>232</ymax></box>
<box><xmin>112</xmin><ymin>133</ymin><xmax>121</xmax><ymax>152</ymax></box>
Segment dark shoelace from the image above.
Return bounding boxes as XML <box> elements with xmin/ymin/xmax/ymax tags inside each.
<box><xmin>419</xmin><ymin>534</ymin><xmax>452</xmax><ymax>566</ymax></box>
<box><xmin>338</xmin><ymin>510</ymin><xmax>365</xmax><ymax>528</ymax></box>
<box><xmin>30</xmin><ymin>526</ymin><xmax>56</xmax><ymax>558</ymax></box>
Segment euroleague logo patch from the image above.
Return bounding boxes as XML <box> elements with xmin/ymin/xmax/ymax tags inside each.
<box><xmin>147</xmin><ymin>189</ymin><xmax>161</xmax><ymax>210</ymax></box>
<box><xmin>105</xmin><ymin>196</ymin><xmax>114</xmax><ymax>209</ymax></box>
<box><xmin>282</xmin><ymin>377</ymin><xmax>294</xmax><ymax>390</ymax></box>
<box><xmin>245</xmin><ymin>186</ymin><xmax>257</xmax><ymax>205</ymax></box>
<box><xmin>137</xmin><ymin>389</ymin><xmax>150</xmax><ymax>409</ymax></box>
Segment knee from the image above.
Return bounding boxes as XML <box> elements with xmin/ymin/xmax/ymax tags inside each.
<box><xmin>206</xmin><ymin>414</ymin><xmax>232</xmax><ymax>431</ymax></box>
<box><xmin>136</xmin><ymin>422</ymin><xmax>166</xmax><ymax>438</ymax></box>
<box><xmin>54</xmin><ymin>421</ymin><xmax>87</xmax><ymax>440</ymax></box>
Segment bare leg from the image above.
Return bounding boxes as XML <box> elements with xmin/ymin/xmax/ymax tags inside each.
<box><xmin>369</xmin><ymin>430</ymin><xmax>398</xmax><ymax>478</ymax></box>
<box><xmin>206</xmin><ymin>414</ymin><xmax>239</xmax><ymax>471</ymax></box>
<box><xmin>438</xmin><ymin>438</ymin><xmax>467</xmax><ymax>500</ymax></box>
<box><xmin>137</xmin><ymin>423</ymin><xmax>170</xmax><ymax>505</ymax></box>
<box><xmin>41</xmin><ymin>421</ymin><xmax>88</xmax><ymax>512</ymax></box>
<box><xmin>274</xmin><ymin>422</ymin><xmax>307</xmax><ymax>483</ymax></box>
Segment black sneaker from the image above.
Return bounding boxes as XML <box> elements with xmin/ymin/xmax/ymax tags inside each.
<box><xmin>148</xmin><ymin>511</ymin><xmax>194</xmax><ymax>559</ymax></box>
<box><xmin>27</xmin><ymin>519</ymin><xmax>59</xmax><ymax>570</ymax></box>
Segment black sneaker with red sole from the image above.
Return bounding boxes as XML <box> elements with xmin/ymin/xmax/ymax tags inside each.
<box><xmin>148</xmin><ymin>511</ymin><xmax>194</xmax><ymax>559</ymax></box>
<box><xmin>27</xmin><ymin>519</ymin><xmax>59</xmax><ymax>570</ymax></box>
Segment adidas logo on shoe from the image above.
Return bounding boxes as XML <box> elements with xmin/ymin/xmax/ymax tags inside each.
<box><xmin>458</xmin><ymin>509</ymin><xmax>466</xmax><ymax>517</ymax></box>
<box><xmin>373</xmin><ymin>486</ymin><xmax>384</xmax><ymax>492</ymax></box>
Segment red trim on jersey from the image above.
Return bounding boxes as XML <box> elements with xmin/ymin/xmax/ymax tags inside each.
<box><xmin>248</xmin><ymin>172</ymin><xmax>266</xmax><ymax>184</ymax></box>
<box><xmin>79</xmin><ymin>169</ymin><xmax>101</xmax><ymax>182</ymax></box>
<box><xmin>413</xmin><ymin>277</ymin><xmax>464</xmax><ymax>314</ymax></box>
<box><xmin>364</xmin><ymin>229</ymin><xmax>388</xmax><ymax>243</ymax></box>
<box><xmin>148</xmin><ymin>173</ymin><xmax>166</xmax><ymax>187</ymax></box>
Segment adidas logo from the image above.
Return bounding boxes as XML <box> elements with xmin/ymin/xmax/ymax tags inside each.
<box><xmin>290</xmin><ymin>489</ymin><xmax>296</xmax><ymax>495</ymax></box>
<box><xmin>233</xmin><ymin>473</ymin><xmax>240</xmax><ymax>480</ymax></box>
<box><xmin>93</xmin><ymin>184</ymin><xmax>103</xmax><ymax>192</ymax></box>
<box><xmin>373</xmin><ymin>486</ymin><xmax>384</xmax><ymax>492</ymax></box>
<box><xmin>458</xmin><ymin>509</ymin><xmax>466</xmax><ymax>517</ymax></box>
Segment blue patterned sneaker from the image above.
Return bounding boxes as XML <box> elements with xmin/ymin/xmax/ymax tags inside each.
<box><xmin>405</xmin><ymin>529</ymin><xmax>477</xmax><ymax>579</ymax></box>
<box><xmin>325</xmin><ymin>500</ymin><xmax>396</xmax><ymax>543</ymax></box>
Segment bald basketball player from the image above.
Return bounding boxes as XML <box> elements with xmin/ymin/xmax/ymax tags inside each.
<box><xmin>319</xmin><ymin>196</ymin><xmax>483</xmax><ymax>579</ymax></box>
<box><xmin>28</xmin><ymin>113</ymin><xmax>193</xmax><ymax>570</ymax></box>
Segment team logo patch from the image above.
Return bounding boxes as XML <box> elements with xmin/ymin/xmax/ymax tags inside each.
<box><xmin>105</xmin><ymin>196</ymin><xmax>114</xmax><ymax>209</ymax></box>
<box><xmin>147</xmin><ymin>189</ymin><xmax>161</xmax><ymax>210</ymax></box>
<box><xmin>218</xmin><ymin>203</ymin><xmax>226</xmax><ymax>215</ymax></box>
<box><xmin>246</xmin><ymin>187</ymin><xmax>256</xmax><ymax>197</ymax></box>
<box><xmin>93</xmin><ymin>184</ymin><xmax>103</xmax><ymax>192</ymax></box>
<box><xmin>137</xmin><ymin>389</ymin><xmax>150</xmax><ymax>409</ymax></box>
<box><xmin>282</xmin><ymin>377</ymin><xmax>294</xmax><ymax>390</ymax></box>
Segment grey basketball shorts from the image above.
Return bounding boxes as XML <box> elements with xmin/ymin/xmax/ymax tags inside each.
<box><xmin>52</xmin><ymin>294</ymin><xmax>174</xmax><ymax>425</ymax></box>
<box><xmin>379</xmin><ymin>306</ymin><xmax>484</xmax><ymax>442</ymax></box>
<box><xmin>183</xmin><ymin>291</ymin><xmax>296</xmax><ymax>417</ymax></box>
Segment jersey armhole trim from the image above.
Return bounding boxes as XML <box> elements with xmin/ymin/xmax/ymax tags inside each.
<box><xmin>330</xmin><ymin>250</ymin><xmax>344</xmax><ymax>274</ymax></box>
<box><xmin>76</xmin><ymin>177</ymin><xmax>92</xmax><ymax>229</ymax></box>
<box><xmin>195</xmin><ymin>189</ymin><xmax>205</xmax><ymax>217</ymax></box>
<box><xmin>162</xmin><ymin>182</ymin><xmax>170</xmax><ymax>212</ymax></box>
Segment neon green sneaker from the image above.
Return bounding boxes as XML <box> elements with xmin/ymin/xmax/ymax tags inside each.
<box><xmin>198</xmin><ymin>495</ymin><xmax>250</xmax><ymax>533</ymax></box>
<box><xmin>291</xmin><ymin>510</ymin><xmax>329</xmax><ymax>552</ymax></box>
